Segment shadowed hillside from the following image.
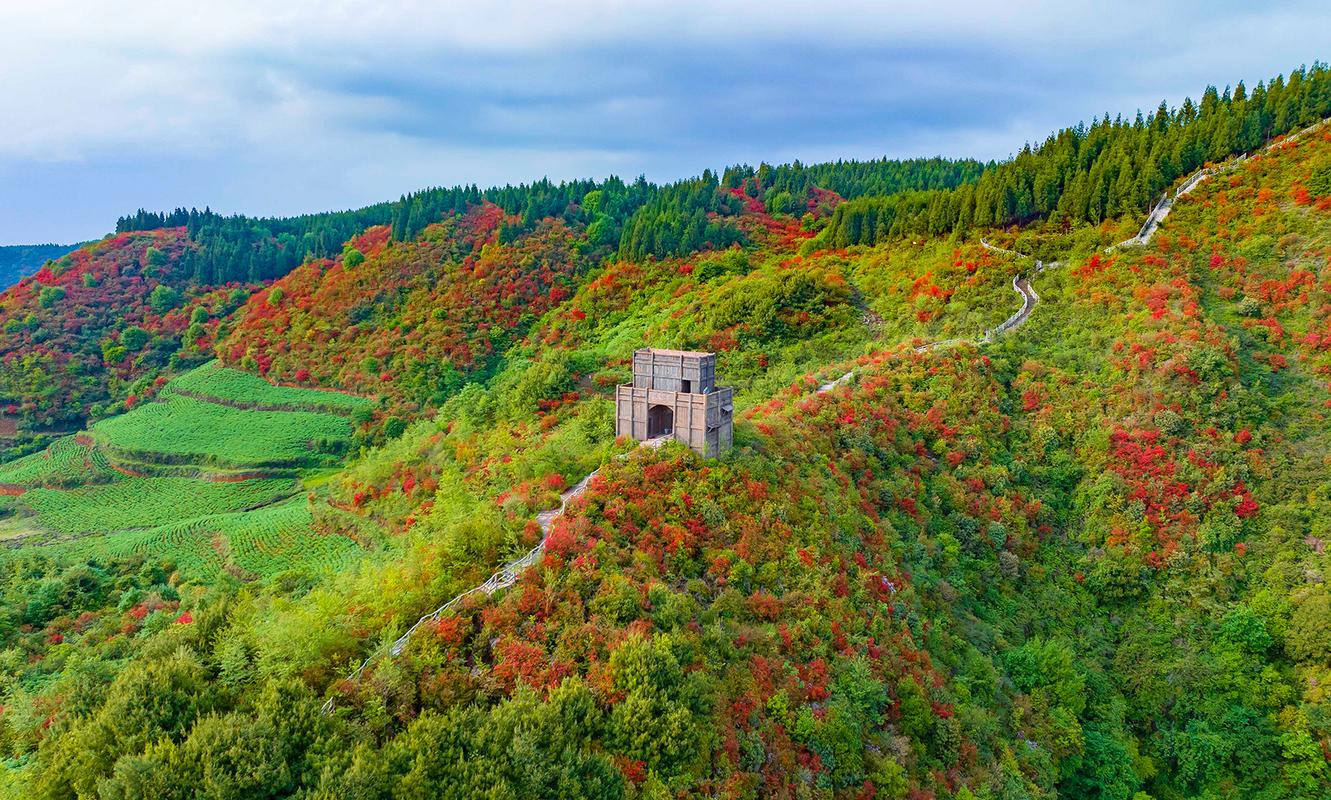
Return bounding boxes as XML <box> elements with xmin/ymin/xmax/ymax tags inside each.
<box><xmin>0</xmin><ymin>243</ymin><xmax>80</xmax><ymax>289</ymax></box>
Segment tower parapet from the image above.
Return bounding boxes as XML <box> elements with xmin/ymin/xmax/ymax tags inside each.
<box><xmin>614</xmin><ymin>348</ymin><xmax>733</xmax><ymax>457</ymax></box>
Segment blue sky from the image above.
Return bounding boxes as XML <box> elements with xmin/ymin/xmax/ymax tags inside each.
<box><xmin>1</xmin><ymin>1</ymin><xmax>1328</xmax><ymax>245</ymax></box>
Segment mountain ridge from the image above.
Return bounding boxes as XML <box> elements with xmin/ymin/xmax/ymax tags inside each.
<box><xmin>0</xmin><ymin>64</ymin><xmax>1330</xmax><ymax>799</ymax></box>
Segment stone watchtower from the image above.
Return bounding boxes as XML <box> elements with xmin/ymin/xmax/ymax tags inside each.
<box><xmin>615</xmin><ymin>349</ymin><xmax>733</xmax><ymax>457</ymax></box>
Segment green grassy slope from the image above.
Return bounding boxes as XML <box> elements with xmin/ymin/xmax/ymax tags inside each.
<box><xmin>0</xmin><ymin>363</ymin><xmax>372</xmax><ymax>581</ymax></box>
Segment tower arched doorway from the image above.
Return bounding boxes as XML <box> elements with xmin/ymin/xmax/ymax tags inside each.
<box><xmin>647</xmin><ymin>404</ymin><xmax>674</xmax><ymax>438</ymax></box>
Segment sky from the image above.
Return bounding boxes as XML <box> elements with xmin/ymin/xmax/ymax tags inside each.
<box><xmin>1</xmin><ymin>1</ymin><xmax>1328</xmax><ymax>245</ymax></box>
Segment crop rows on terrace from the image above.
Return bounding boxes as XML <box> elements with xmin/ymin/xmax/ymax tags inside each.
<box><xmin>0</xmin><ymin>436</ymin><xmax>115</xmax><ymax>487</ymax></box>
<box><xmin>0</xmin><ymin>362</ymin><xmax>371</xmax><ymax>558</ymax></box>
<box><xmin>168</xmin><ymin>361</ymin><xmax>374</xmax><ymax>415</ymax></box>
<box><xmin>93</xmin><ymin>455</ymin><xmax>302</xmax><ymax>481</ymax></box>
<box><xmin>90</xmin><ymin>393</ymin><xmax>353</xmax><ymax>468</ymax></box>
<box><xmin>17</xmin><ymin>476</ymin><xmax>296</xmax><ymax>536</ymax></box>
<box><xmin>61</xmin><ymin>501</ymin><xmax>359</xmax><ymax>580</ymax></box>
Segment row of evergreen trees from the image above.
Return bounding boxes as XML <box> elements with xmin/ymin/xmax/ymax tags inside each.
<box><xmin>387</xmin><ymin>177</ymin><xmax>642</xmax><ymax>243</ymax></box>
<box><xmin>119</xmin><ymin>156</ymin><xmax>992</xmax><ymax>286</ymax></box>
<box><xmin>390</xmin><ymin>157</ymin><xmax>990</xmax><ymax>263</ymax></box>
<box><xmin>616</xmin><ymin>158</ymin><xmax>989</xmax><ymax>260</ymax></box>
<box><xmin>117</xmin><ymin>206</ymin><xmax>394</xmax><ymax>285</ymax></box>
<box><xmin>116</xmin><ymin>63</ymin><xmax>1331</xmax><ymax>282</ymax></box>
<box><xmin>821</xmin><ymin>64</ymin><xmax>1331</xmax><ymax>247</ymax></box>
<box><xmin>723</xmin><ymin>156</ymin><xmax>987</xmax><ymax>202</ymax></box>
<box><xmin>616</xmin><ymin>174</ymin><xmax>746</xmax><ymax>260</ymax></box>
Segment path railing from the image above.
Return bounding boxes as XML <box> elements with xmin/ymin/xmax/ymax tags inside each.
<box><xmin>321</xmin><ymin>467</ymin><xmax>602</xmax><ymax>712</ymax></box>
<box><xmin>819</xmin><ymin>243</ymin><xmax>1047</xmax><ymax>393</ymax></box>
<box><xmin>321</xmin><ymin>439</ymin><xmax>673</xmax><ymax>713</ymax></box>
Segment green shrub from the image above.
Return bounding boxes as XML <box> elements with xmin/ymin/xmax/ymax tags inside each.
<box><xmin>38</xmin><ymin>285</ymin><xmax>65</xmax><ymax>308</ymax></box>
<box><xmin>120</xmin><ymin>326</ymin><xmax>150</xmax><ymax>351</ymax></box>
<box><xmin>149</xmin><ymin>284</ymin><xmax>182</xmax><ymax>314</ymax></box>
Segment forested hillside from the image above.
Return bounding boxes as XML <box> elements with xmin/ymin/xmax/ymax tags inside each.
<box><xmin>0</xmin><ymin>157</ymin><xmax>984</xmax><ymax>453</ymax></box>
<box><xmin>0</xmin><ymin>230</ymin><xmax>257</xmax><ymax>449</ymax></box>
<box><xmin>821</xmin><ymin>64</ymin><xmax>1331</xmax><ymax>246</ymax></box>
<box><xmin>0</xmin><ymin>65</ymin><xmax>1328</xmax><ymax>800</ymax></box>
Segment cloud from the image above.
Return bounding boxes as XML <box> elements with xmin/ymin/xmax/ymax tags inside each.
<box><xmin>0</xmin><ymin>1</ymin><xmax>1328</xmax><ymax>243</ymax></box>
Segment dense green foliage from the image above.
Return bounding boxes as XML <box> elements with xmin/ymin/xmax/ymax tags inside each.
<box><xmin>0</xmin><ymin>63</ymin><xmax>1329</xmax><ymax>800</ymax></box>
<box><xmin>116</xmin><ymin>206</ymin><xmax>396</xmax><ymax>285</ymax></box>
<box><xmin>723</xmin><ymin>156</ymin><xmax>986</xmax><ymax>201</ymax></box>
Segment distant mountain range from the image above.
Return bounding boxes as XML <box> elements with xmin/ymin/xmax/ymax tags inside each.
<box><xmin>0</xmin><ymin>242</ymin><xmax>82</xmax><ymax>288</ymax></box>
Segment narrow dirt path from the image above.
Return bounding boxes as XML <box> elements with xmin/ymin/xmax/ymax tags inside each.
<box><xmin>1107</xmin><ymin>166</ymin><xmax>1217</xmax><ymax>250</ymax></box>
<box><xmin>818</xmin><ymin>245</ymin><xmax>1046</xmax><ymax>394</ymax></box>
<box><xmin>1109</xmin><ymin>117</ymin><xmax>1330</xmax><ymax>252</ymax></box>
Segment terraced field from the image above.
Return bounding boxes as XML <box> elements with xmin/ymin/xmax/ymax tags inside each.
<box><xmin>0</xmin><ymin>435</ymin><xmax>114</xmax><ymax>487</ymax></box>
<box><xmin>49</xmin><ymin>501</ymin><xmax>360</xmax><ymax>581</ymax></box>
<box><xmin>90</xmin><ymin>393</ymin><xmax>353</xmax><ymax>468</ymax></box>
<box><xmin>168</xmin><ymin>360</ymin><xmax>374</xmax><ymax>414</ymax></box>
<box><xmin>13</xmin><ymin>476</ymin><xmax>295</xmax><ymax>536</ymax></box>
<box><xmin>0</xmin><ymin>362</ymin><xmax>372</xmax><ymax>580</ymax></box>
